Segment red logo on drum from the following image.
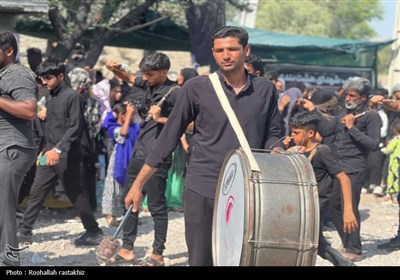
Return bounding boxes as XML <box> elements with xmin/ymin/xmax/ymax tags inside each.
<box><xmin>222</xmin><ymin>163</ymin><xmax>236</xmax><ymax>195</ymax></box>
<box><xmin>225</xmin><ymin>196</ymin><xmax>235</xmax><ymax>223</ymax></box>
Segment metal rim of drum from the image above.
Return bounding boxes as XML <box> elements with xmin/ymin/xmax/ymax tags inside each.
<box><xmin>212</xmin><ymin>149</ymin><xmax>319</xmax><ymax>266</ymax></box>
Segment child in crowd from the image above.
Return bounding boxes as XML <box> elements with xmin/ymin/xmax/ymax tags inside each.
<box><xmin>380</xmin><ymin>122</ymin><xmax>400</xmax><ymax>206</ymax></box>
<box><xmin>288</xmin><ymin>111</ymin><xmax>358</xmax><ymax>265</ymax></box>
<box><xmin>102</xmin><ymin>103</ymin><xmax>140</xmax><ymax>225</ymax></box>
<box><xmin>377</xmin><ymin>123</ymin><xmax>400</xmax><ymax>251</ymax></box>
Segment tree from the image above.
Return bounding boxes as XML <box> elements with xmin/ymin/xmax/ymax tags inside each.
<box><xmin>44</xmin><ymin>0</ymin><xmax>160</xmax><ymax>67</ymax></box>
<box><xmin>186</xmin><ymin>0</ymin><xmax>226</xmax><ymax>65</ymax></box>
<box><xmin>17</xmin><ymin>0</ymin><xmax>248</xmax><ymax>67</ymax></box>
<box><xmin>255</xmin><ymin>0</ymin><xmax>383</xmax><ymax>39</ymax></box>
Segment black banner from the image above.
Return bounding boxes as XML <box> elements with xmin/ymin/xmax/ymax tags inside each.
<box><xmin>266</xmin><ymin>64</ymin><xmax>375</xmax><ymax>91</ymax></box>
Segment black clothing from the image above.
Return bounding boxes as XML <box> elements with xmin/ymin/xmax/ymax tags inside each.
<box><xmin>132</xmin><ymin>79</ymin><xmax>178</xmax><ymax>160</ymax></box>
<box><xmin>121</xmin><ymin>158</ymin><xmax>170</xmax><ymax>255</ymax></box>
<box><xmin>146</xmin><ymin>71</ymin><xmax>284</xmax><ymax>199</ymax></box>
<box><xmin>183</xmin><ymin>188</ymin><xmax>214</xmax><ymax>266</ymax></box>
<box><xmin>19</xmin><ymin>156</ymin><xmax>100</xmax><ymax>235</ymax></box>
<box><xmin>367</xmin><ymin>148</ymin><xmax>385</xmax><ymax>186</ymax></box>
<box><xmin>331</xmin><ymin>171</ymin><xmax>367</xmax><ymax>256</ymax></box>
<box><xmin>318</xmin><ymin>104</ymin><xmax>381</xmax><ymax>173</ymax></box>
<box><xmin>318</xmin><ymin>104</ymin><xmax>380</xmax><ymax>255</ymax></box>
<box><xmin>42</xmin><ymin>84</ymin><xmax>83</xmax><ymax>157</ymax></box>
<box><xmin>120</xmin><ymin>78</ymin><xmax>178</xmax><ymax>256</ymax></box>
<box><xmin>145</xmin><ymin>70</ymin><xmax>283</xmax><ymax>266</ymax></box>
<box><xmin>304</xmin><ymin>144</ymin><xmax>354</xmax><ymax>266</ymax></box>
<box><xmin>386</xmin><ymin>110</ymin><xmax>400</xmax><ymax>141</ymax></box>
<box><xmin>19</xmin><ymin>83</ymin><xmax>100</xmax><ymax>237</ymax></box>
<box><xmin>304</xmin><ymin>145</ymin><xmax>342</xmax><ymax>221</ymax></box>
<box><xmin>79</xmin><ymin>92</ymin><xmax>100</xmax><ymax>210</ymax></box>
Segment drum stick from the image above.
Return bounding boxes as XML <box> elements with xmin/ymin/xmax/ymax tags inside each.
<box><xmin>116</xmin><ymin>64</ymin><xmax>132</xmax><ymax>74</ymax></box>
<box><xmin>354</xmin><ymin>109</ymin><xmax>375</xmax><ymax>119</ymax></box>
<box><xmin>354</xmin><ymin>111</ymin><xmax>366</xmax><ymax>119</ymax></box>
<box><xmin>381</xmin><ymin>99</ymin><xmax>400</xmax><ymax>103</ymax></box>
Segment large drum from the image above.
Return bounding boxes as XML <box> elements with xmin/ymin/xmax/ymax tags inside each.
<box><xmin>212</xmin><ymin>149</ymin><xmax>319</xmax><ymax>266</ymax></box>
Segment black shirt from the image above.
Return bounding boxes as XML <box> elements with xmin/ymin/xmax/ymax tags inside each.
<box><xmin>146</xmin><ymin>71</ymin><xmax>284</xmax><ymax>199</ymax></box>
<box><xmin>386</xmin><ymin>109</ymin><xmax>400</xmax><ymax>141</ymax></box>
<box><xmin>318</xmin><ymin>104</ymin><xmax>381</xmax><ymax>173</ymax></box>
<box><xmin>0</xmin><ymin>63</ymin><xmax>37</xmax><ymax>152</ymax></box>
<box><xmin>304</xmin><ymin>145</ymin><xmax>342</xmax><ymax>201</ymax></box>
<box><xmin>132</xmin><ymin>78</ymin><xmax>179</xmax><ymax>159</ymax></box>
<box><xmin>43</xmin><ymin>84</ymin><xmax>84</xmax><ymax>157</ymax></box>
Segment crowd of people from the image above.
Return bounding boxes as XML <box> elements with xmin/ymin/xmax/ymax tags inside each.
<box><xmin>0</xmin><ymin>26</ymin><xmax>399</xmax><ymax>267</ymax></box>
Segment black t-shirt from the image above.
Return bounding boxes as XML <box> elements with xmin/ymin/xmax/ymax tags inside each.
<box><xmin>318</xmin><ymin>104</ymin><xmax>381</xmax><ymax>173</ymax></box>
<box><xmin>304</xmin><ymin>144</ymin><xmax>343</xmax><ymax>200</ymax></box>
<box><xmin>146</xmin><ymin>71</ymin><xmax>284</xmax><ymax>199</ymax></box>
<box><xmin>130</xmin><ymin>78</ymin><xmax>179</xmax><ymax>160</ymax></box>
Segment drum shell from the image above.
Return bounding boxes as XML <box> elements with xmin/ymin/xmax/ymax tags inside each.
<box><xmin>213</xmin><ymin>149</ymin><xmax>319</xmax><ymax>266</ymax></box>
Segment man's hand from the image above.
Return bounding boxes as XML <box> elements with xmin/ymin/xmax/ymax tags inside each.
<box><xmin>124</xmin><ymin>183</ymin><xmax>143</xmax><ymax>213</ymax></box>
<box><xmin>124</xmin><ymin>164</ymin><xmax>157</xmax><ymax>212</ymax></box>
<box><xmin>278</xmin><ymin>95</ymin><xmax>291</xmax><ymax>112</ymax></box>
<box><xmin>341</xmin><ymin>114</ymin><xmax>355</xmax><ymax>129</ymax></box>
<box><xmin>148</xmin><ymin>105</ymin><xmax>162</xmax><ymax>122</ymax></box>
<box><xmin>343</xmin><ymin>210</ymin><xmax>358</xmax><ymax>233</ymax></box>
<box><xmin>297</xmin><ymin>98</ymin><xmax>316</xmax><ymax>112</ymax></box>
<box><xmin>105</xmin><ymin>59</ymin><xmax>120</xmax><ymax>72</ymax></box>
<box><xmin>282</xmin><ymin>136</ymin><xmax>292</xmax><ymax>149</ymax></box>
<box><xmin>45</xmin><ymin>149</ymin><xmax>60</xmax><ymax>166</ymax></box>
<box><xmin>106</xmin><ymin>59</ymin><xmax>135</xmax><ymax>84</ymax></box>
<box><xmin>271</xmin><ymin>146</ymin><xmax>285</xmax><ymax>154</ymax></box>
<box><xmin>126</xmin><ymin>102</ymin><xmax>136</xmax><ymax>117</ymax></box>
<box><xmin>286</xmin><ymin>145</ymin><xmax>306</xmax><ymax>154</ymax></box>
<box><xmin>370</xmin><ymin>95</ymin><xmax>384</xmax><ymax>105</ymax></box>
<box><xmin>37</xmin><ymin>107</ymin><xmax>47</xmax><ymax>121</ymax></box>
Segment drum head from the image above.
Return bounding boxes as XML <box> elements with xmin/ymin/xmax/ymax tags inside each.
<box><xmin>213</xmin><ymin>150</ymin><xmax>248</xmax><ymax>266</ymax></box>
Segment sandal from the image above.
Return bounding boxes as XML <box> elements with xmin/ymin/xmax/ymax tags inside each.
<box><xmin>139</xmin><ymin>256</ymin><xmax>165</xmax><ymax>267</ymax></box>
<box><xmin>105</xmin><ymin>253</ymin><xmax>136</xmax><ymax>266</ymax></box>
<box><xmin>106</xmin><ymin>215</ymin><xmax>120</xmax><ymax>227</ymax></box>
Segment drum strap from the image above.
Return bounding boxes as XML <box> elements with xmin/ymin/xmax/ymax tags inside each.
<box><xmin>307</xmin><ymin>146</ymin><xmax>318</xmax><ymax>162</ymax></box>
<box><xmin>209</xmin><ymin>72</ymin><xmax>261</xmax><ymax>172</ymax></box>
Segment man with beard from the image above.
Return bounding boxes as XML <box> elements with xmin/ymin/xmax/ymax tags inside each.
<box><xmin>301</xmin><ymin>77</ymin><xmax>381</xmax><ymax>262</ymax></box>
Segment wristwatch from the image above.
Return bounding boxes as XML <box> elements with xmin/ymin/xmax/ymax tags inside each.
<box><xmin>53</xmin><ymin>148</ymin><xmax>62</xmax><ymax>154</ymax></box>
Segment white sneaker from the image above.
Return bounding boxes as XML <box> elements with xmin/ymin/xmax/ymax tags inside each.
<box><xmin>368</xmin><ymin>184</ymin><xmax>376</xmax><ymax>191</ymax></box>
<box><xmin>373</xmin><ymin>186</ymin><xmax>384</xmax><ymax>196</ymax></box>
<box><xmin>361</xmin><ymin>188</ymin><xmax>367</xmax><ymax>194</ymax></box>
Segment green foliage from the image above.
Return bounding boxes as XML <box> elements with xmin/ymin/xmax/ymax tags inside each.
<box><xmin>325</xmin><ymin>0</ymin><xmax>383</xmax><ymax>39</ymax></box>
<box><xmin>256</xmin><ymin>0</ymin><xmax>383</xmax><ymax>39</ymax></box>
<box><xmin>156</xmin><ymin>0</ymin><xmax>193</xmax><ymax>25</ymax></box>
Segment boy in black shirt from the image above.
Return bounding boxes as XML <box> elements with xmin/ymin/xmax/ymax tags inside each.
<box><xmin>288</xmin><ymin>111</ymin><xmax>358</xmax><ymax>266</ymax></box>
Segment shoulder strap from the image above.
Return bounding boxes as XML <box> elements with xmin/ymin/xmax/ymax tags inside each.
<box><xmin>307</xmin><ymin>144</ymin><xmax>324</xmax><ymax>162</ymax></box>
<box><xmin>307</xmin><ymin>147</ymin><xmax>318</xmax><ymax>162</ymax></box>
<box><xmin>209</xmin><ymin>72</ymin><xmax>260</xmax><ymax>172</ymax></box>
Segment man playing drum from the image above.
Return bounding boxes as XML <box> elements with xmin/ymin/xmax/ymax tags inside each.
<box><xmin>123</xmin><ymin>26</ymin><xmax>285</xmax><ymax>266</ymax></box>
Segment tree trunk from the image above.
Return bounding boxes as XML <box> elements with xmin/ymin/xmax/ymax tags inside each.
<box><xmin>84</xmin><ymin>31</ymin><xmax>114</xmax><ymax>68</ymax></box>
<box><xmin>186</xmin><ymin>0</ymin><xmax>226</xmax><ymax>66</ymax></box>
